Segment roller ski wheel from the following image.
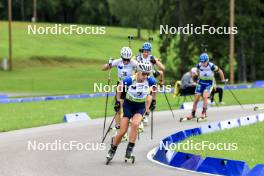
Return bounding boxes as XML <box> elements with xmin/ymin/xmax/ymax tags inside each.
<box><xmin>124</xmin><ymin>155</ymin><xmax>135</xmax><ymax>164</ymax></box>
<box><xmin>106</xmin><ymin>157</ymin><xmax>111</xmax><ymax>165</ymax></box>
<box><xmin>105</xmin><ymin>148</ymin><xmax>116</xmax><ymax>165</ymax></box>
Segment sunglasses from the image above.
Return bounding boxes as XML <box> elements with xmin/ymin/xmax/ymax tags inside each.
<box><xmin>122</xmin><ymin>58</ymin><xmax>130</xmax><ymax>62</ymax></box>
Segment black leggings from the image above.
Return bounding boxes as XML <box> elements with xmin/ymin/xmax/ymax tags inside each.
<box><xmin>210</xmin><ymin>87</ymin><xmax>223</xmax><ymax>102</ymax></box>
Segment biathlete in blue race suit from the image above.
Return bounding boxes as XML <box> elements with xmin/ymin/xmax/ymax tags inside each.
<box><xmin>186</xmin><ymin>53</ymin><xmax>226</xmax><ymax>120</ymax></box>
<box><xmin>106</xmin><ymin>61</ymin><xmax>157</xmax><ymax>162</ymax></box>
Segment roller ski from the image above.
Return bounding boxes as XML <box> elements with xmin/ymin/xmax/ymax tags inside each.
<box><xmin>179</xmin><ymin>115</ymin><xmax>197</xmax><ymax>122</ymax></box>
<box><xmin>197</xmin><ymin>113</ymin><xmax>207</xmax><ymax>122</ymax></box>
<box><xmin>124</xmin><ymin>145</ymin><xmax>135</xmax><ymax>164</ymax></box>
<box><xmin>106</xmin><ymin>145</ymin><xmax>117</xmax><ymax>165</ymax></box>
<box><xmin>254</xmin><ymin>106</ymin><xmax>264</xmax><ymax>111</ymax></box>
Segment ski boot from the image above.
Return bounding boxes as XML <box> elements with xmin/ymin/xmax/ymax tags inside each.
<box><xmin>124</xmin><ymin>144</ymin><xmax>135</xmax><ymax>164</ymax></box>
<box><xmin>106</xmin><ymin>145</ymin><xmax>117</xmax><ymax>165</ymax></box>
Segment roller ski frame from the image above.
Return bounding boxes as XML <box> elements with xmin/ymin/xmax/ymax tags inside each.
<box><xmin>254</xmin><ymin>106</ymin><xmax>264</xmax><ymax>111</ymax></box>
<box><xmin>124</xmin><ymin>154</ymin><xmax>135</xmax><ymax>164</ymax></box>
<box><xmin>106</xmin><ymin>148</ymin><xmax>116</xmax><ymax>165</ymax></box>
<box><xmin>179</xmin><ymin>116</ymin><xmax>197</xmax><ymax>122</ymax></box>
<box><xmin>197</xmin><ymin>115</ymin><xmax>208</xmax><ymax>122</ymax></box>
<box><xmin>124</xmin><ymin>146</ymin><xmax>135</xmax><ymax>164</ymax></box>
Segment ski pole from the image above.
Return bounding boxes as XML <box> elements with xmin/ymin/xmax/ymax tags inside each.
<box><xmin>224</xmin><ymin>79</ymin><xmax>245</xmax><ymax>110</ymax></box>
<box><xmin>102</xmin><ymin>69</ymin><xmax>112</xmax><ymax>139</ymax></box>
<box><xmin>163</xmin><ymin>87</ymin><xmax>175</xmax><ymax>118</ymax></box>
<box><xmin>102</xmin><ymin>112</ymin><xmax>118</xmax><ymax>143</ymax></box>
<box><xmin>151</xmin><ymin>110</ymin><xmax>154</xmax><ymax>140</ymax></box>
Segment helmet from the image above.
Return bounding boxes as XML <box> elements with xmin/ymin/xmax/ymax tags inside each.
<box><xmin>199</xmin><ymin>53</ymin><xmax>209</xmax><ymax>62</ymax></box>
<box><xmin>142</xmin><ymin>42</ymin><xmax>152</xmax><ymax>51</ymax></box>
<box><xmin>137</xmin><ymin>61</ymin><xmax>152</xmax><ymax>73</ymax></box>
<box><xmin>121</xmin><ymin>47</ymin><xmax>132</xmax><ymax>59</ymax></box>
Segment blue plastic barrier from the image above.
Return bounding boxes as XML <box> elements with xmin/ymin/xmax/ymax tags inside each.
<box><xmin>9</xmin><ymin>99</ymin><xmax>21</xmax><ymax>103</ymax></box>
<box><xmin>252</xmin><ymin>80</ymin><xmax>264</xmax><ymax>88</ymax></box>
<box><xmin>170</xmin><ymin>131</ymin><xmax>186</xmax><ymax>143</ymax></box>
<box><xmin>63</xmin><ymin>112</ymin><xmax>90</xmax><ymax>123</ymax></box>
<box><xmin>247</xmin><ymin>164</ymin><xmax>264</xmax><ymax>176</ymax></box>
<box><xmin>45</xmin><ymin>96</ymin><xmax>56</xmax><ymax>101</ymax></box>
<box><xmin>223</xmin><ymin>84</ymin><xmax>250</xmax><ymax>90</ymax></box>
<box><xmin>197</xmin><ymin>157</ymin><xmax>250</xmax><ymax>176</ymax></box>
<box><xmin>0</xmin><ymin>99</ymin><xmax>9</xmax><ymax>103</ymax></box>
<box><xmin>153</xmin><ymin>147</ymin><xmax>170</xmax><ymax>164</ymax></box>
<box><xmin>21</xmin><ymin>98</ymin><xmax>33</xmax><ymax>102</ymax></box>
<box><xmin>184</xmin><ymin>128</ymin><xmax>201</xmax><ymax>138</ymax></box>
<box><xmin>0</xmin><ymin>94</ymin><xmax>8</xmax><ymax>99</ymax></box>
<box><xmin>169</xmin><ymin>152</ymin><xmax>203</xmax><ymax>171</ymax></box>
<box><xmin>55</xmin><ymin>96</ymin><xmax>66</xmax><ymax>100</ymax></box>
<box><xmin>200</xmin><ymin>122</ymin><xmax>221</xmax><ymax>134</ymax></box>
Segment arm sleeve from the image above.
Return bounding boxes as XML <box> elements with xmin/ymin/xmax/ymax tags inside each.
<box><xmin>111</xmin><ymin>59</ymin><xmax>121</xmax><ymax>67</ymax></box>
<box><xmin>147</xmin><ymin>76</ymin><xmax>157</xmax><ymax>86</ymax></box>
<box><xmin>123</xmin><ymin>76</ymin><xmax>133</xmax><ymax>86</ymax></box>
<box><xmin>210</xmin><ymin>63</ymin><xmax>219</xmax><ymax>72</ymax></box>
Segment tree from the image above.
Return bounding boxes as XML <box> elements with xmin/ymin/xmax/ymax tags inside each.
<box><xmin>108</xmin><ymin>0</ymin><xmax>159</xmax><ymax>38</ymax></box>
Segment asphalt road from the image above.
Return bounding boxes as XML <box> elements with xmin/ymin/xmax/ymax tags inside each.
<box><xmin>0</xmin><ymin>104</ymin><xmax>262</xmax><ymax>176</ymax></box>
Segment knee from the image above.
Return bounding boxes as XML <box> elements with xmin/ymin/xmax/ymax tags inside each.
<box><xmin>131</xmin><ymin>121</ymin><xmax>140</xmax><ymax>129</ymax></box>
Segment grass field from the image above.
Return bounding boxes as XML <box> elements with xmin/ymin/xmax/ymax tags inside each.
<box><xmin>0</xmin><ymin>88</ymin><xmax>264</xmax><ymax>132</ymax></box>
<box><xmin>176</xmin><ymin>121</ymin><xmax>264</xmax><ymax>168</ymax></box>
<box><xmin>0</xmin><ymin>21</ymin><xmax>161</xmax><ymax>94</ymax></box>
<box><xmin>0</xmin><ymin>21</ymin><xmax>160</xmax><ymax>61</ymax></box>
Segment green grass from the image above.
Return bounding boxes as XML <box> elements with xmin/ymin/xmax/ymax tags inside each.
<box><xmin>0</xmin><ymin>21</ymin><xmax>160</xmax><ymax>94</ymax></box>
<box><xmin>0</xmin><ymin>61</ymin><xmax>119</xmax><ymax>94</ymax></box>
<box><xmin>0</xmin><ymin>21</ymin><xmax>160</xmax><ymax>61</ymax></box>
<box><xmin>175</xmin><ymin>121</ymin><xmax>264</xmax><ymax>168</ymax></box>
<box><xmin>0</xmin><ymin>88</ymin><xmax>264</xmax><ymax>132</ymax></box>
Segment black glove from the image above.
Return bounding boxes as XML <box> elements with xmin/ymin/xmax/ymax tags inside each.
<box><xmin>150</xmin><ymin>99</ymin><xmax>156</xmax><ymax>111</ymax></box>
<box><xmin>150</xmin><ymin>56</ymin><xmax>156</xmax><ymax>64</ymax></box>
<box><xmin>114</xmin><ymin>100</ymin><xmax>121</xmax><ymax>112</ymax></box>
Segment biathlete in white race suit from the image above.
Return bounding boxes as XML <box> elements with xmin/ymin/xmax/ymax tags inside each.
<box><xmin>136</xmin><ymin>42</ymin><xmax>165</xmax><ymax>125</ymax></box>
<box><xmin>182</xmin><ymin>53</ymin><xmax>226</xmax><ymax>122</ymax></box>
<box><xmin>106</xmin><ymin>61</ymin><xmax>157</xmax><ymax>164</ymax></box>
<box><xmin>102</xmin><ymin>47</ymin><xmax>137</xmax><ymax>134</ymax></box>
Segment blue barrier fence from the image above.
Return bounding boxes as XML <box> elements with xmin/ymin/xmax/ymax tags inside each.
<box><xmin>152</xmin><ymin>113</ymin><xmax>264</xmax><ymax>176</ymax></box>
<box><xmin>1</xmin><ymin>80</ymin><xmax>263</xmax><ymax>104</ymax></box>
